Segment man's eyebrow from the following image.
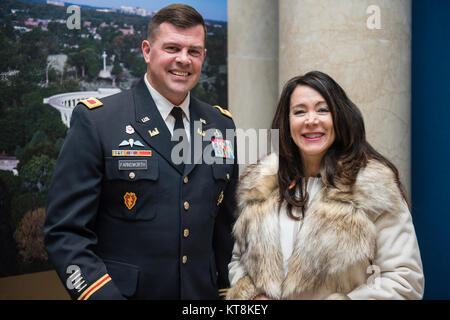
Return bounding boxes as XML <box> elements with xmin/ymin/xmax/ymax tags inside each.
<box><xmin>163</xmin><ymin>42</ymin><xmax>204</xmax><ymax>50</ymax></box>
<box><xmin>189</xmin><ymin>45</ymin><xmax>204</xmax><ymax>50</ymax></box>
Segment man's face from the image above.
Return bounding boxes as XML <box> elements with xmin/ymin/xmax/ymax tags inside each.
<box><xmin>142</xmin><ymin>22</ymin><xmax>206</xmax><ymax>106</ymax></box>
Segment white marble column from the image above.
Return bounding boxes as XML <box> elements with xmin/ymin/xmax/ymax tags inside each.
<box><xmin>277</xmin><ymin>0</ymin><xmax>412</xmax><ymax>194</ymax></box>
<box><xmin>228</xmin><ymin>0</ymin><xmax>279</xmax><ymax>166</ymax></box>
<box><xmin>228</xmin><ymin>0</ymin><xmax>411</xmax><ymax>193</ymax></box>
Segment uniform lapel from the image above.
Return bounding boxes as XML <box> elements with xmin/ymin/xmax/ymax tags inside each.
<box><xmin>184</xmin><ymin>97</ymin><xmax>212</xmax><ymax>177</ymax></box>
<box><xmin>131</xmin><ymin>79</ymin><xmax>183</xmax><ymax>174</ymax></box>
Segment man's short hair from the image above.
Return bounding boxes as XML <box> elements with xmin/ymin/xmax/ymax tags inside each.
<box><xmin>147</xmin><ymin>4</ymin><xmax>206</xmax><ymax>44</ymax></box>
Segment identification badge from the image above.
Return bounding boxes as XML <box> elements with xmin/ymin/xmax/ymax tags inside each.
<box><xmin>211</xmin><ymin>139</ymin><xmax>234</xmax><ymax>159</ymax></box>
<box><xmin>119</xmin><ymin>160</ymin><xmax>147</xmax><ymax>170</ymax></box>
<box><xmin>112</xmin><ymin>150</ymin><xmax>152</xmax><ymax>157</ymax></box>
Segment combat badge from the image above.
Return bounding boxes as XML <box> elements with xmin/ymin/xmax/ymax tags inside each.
<box><xmin>118</xmin><ymin>139</ymin><xmax>145</xmax><ymax>148</ymax></box>
<box><xmin>124</xmin><ymin>192</ymin><xmax>137</xmax><ymax>210</ymax></box>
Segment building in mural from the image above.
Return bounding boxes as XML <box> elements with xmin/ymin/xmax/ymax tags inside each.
<box><xmin>43</xmin><ymin>88</ymin><xmax>121</xmax><ymax>127</ymax></box>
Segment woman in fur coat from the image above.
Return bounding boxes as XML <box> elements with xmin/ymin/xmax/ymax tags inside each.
<box><xmin>227</xmin><ymin>71</ymin><xmax>424</xmax><ymax>300</ymax></box>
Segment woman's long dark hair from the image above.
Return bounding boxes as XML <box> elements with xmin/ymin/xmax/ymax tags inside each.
<box><xmin>272</xmin><ymin>71</ymin><xmax>410</xmax><ymax>220</ymax></box>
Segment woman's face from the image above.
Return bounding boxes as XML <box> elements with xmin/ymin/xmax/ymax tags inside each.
<box><xmin>289</xmin><ymin>85</ymin><xmax>335</xmax><ymax>165</ymax></box>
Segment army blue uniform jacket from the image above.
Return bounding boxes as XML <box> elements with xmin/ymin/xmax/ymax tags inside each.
<box><xmin>44</xmin><ymin>79</ymin><xmax>238</xmax><ymax>300</ymax></box>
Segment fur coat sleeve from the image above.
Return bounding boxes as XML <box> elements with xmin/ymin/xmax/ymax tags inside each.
<box><xmin>226</xmin><ymin>153</ymin><xmax>424</xmax><ymax>300</ymax></box>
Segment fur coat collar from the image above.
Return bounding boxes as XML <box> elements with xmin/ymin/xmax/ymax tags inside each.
<box><xmin>227</xmin><ymin>153</ymin><xmax>404</xmax><ymax>300</ymax></box>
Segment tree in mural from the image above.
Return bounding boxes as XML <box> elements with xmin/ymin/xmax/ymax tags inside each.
<box><xmin>13</xmin><ymin>208</ymin><xmax>48</xmax><ymax>263</ymax></box>
<box><xmin>20</xmin><ymin>154</ymin><xmax>55</xmax><ymax>193</ymax></box>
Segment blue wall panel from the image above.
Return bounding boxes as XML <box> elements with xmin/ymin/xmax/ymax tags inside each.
<box><xmin>411</xmin><ymin>0</ymin><xmax>450</xmax><ymax>299</ymax></box>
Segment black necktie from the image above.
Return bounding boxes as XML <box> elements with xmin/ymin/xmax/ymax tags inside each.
<box><xmin>170</xmin><ymin>107</ymin><xmax>188</xmax><ymax>172</ymax></box>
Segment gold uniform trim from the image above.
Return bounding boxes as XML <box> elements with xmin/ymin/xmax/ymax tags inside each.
<box><xmin>218</xmin><ymin>288</ymin><xmax>229</xmax><ymax>296</ymax></box>
<box><xmin>77</xmin><ymin>274</ymin><xmax>111</xmax><ymax>300</ymax></box>
<box><xmin>213</xmin><ymin>105</ymin><xmax>232</xmax><ymax>119</ymax></box>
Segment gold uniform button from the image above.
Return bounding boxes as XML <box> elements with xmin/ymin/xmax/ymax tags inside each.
<box><xmin>183</xmin><ymin>176</ymin><xmax>189</xmax><ymax>184</ymax></box>
<box><xmin>184</xmin><ymin>201</ymin><xmax>190</xmax><ymax>211</ymax></box>
<box><xmin>129</xmin><ymin>172</ymin><xmax>135</xmax><ymax>179</ymax></box>
<box><xmin>226</xmin><ymin>173</ymin><xmax>230</xmax><ymax>180</ymax></box>
<box><xmin>182</xmin><ymin>255</ymin><xmax>188</xmax><ymax>264</ymax></box>
<box><xmin>183</xmin><ymin>229</ymin><xmax>189</xmax><ymax>238</ymax></box>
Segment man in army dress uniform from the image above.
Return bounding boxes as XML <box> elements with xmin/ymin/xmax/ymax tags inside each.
<box><xmin>44</xmin><ymin>4</ymin><xmax>238</xmax><ymax>300</ymax></box>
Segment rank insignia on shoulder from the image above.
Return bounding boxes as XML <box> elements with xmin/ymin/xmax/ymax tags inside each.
<box><xmin>79</xmin><ymin>97</ymin><xmax>103</xmax><ymax>109</ymax></box>
<box><xmin>213</xmin><ymin>105</ymin><xmax>232</xmax><ymax>119</ymax></box>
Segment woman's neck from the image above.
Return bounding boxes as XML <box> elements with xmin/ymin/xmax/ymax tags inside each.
<box><xmin>302</xmin><ymin>157</ymin><xmax>321</xmax><ymax>178</ymax></box>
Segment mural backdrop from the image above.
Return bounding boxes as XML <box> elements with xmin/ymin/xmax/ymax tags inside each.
<box><xmin>0</xmin><ymin>0</ymin><xmax>227</xmax><ymax>278</ymax></box>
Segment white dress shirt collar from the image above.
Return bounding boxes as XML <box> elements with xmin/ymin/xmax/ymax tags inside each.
<box><xmin>144</xmin><ymin>73</ymin><xmax>190</xmax><ymax>122</ymax></box>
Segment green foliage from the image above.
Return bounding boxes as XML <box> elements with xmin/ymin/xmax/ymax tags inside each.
<box><xmin>10</xmin><ymin>192</ymin><xmax>46</xmax><ymax>231</ymax></box>
<box><xmin>17</xmin><ymin>141</ymin><xmax>59</xmax><ymax>172</ymax></box>
<box><xmin>55</xmin><ymin>137</ymin><xmax>65</xmax><ymax>150</ymax></box>
<box><xmin>28</xmin><ymin>130</ymin><xmax>49</xmax><ymax>147</ymax></box>
<box><xmin>20</xmin><ymin>154</ymin><xmax>55</xmax><ymax>194</ymax></box>
<box><xmin>68</xmin><ymin>47</ymin><xmax>102</xmax><ymax>80</ymax></box>
<box><xmin>0</xmin><ymin>170</ymin><xmax>24</xmax><ymax>201</ymax></box>
<box><xmin>124</xmin><ymin>51</ymin><xmax>146</xmax><ymax>77</ymax></box>
<box><xmin>35</xmin><ymin>107</ymin><xmax>67</xmax><ymax>141</ymax></box>
<box><xmin>112</xmin><ymin>59</ymin><xmax>123</xmax><ymax>76</ymax></box>
<box><xmin>0</xmin><ymin>107</ymin><xmax>29</xmax><ymax>153</ymax></box>
<box><xmin>0</xmin><ymin>90</ymin><xmax>67</xmax><ymax>154</ymax></box>
<box><xmin>192</xmin><ymin>83</ymin><xmax>217</xmax><ymax>106</ymax></box>
<box><xmin>0</xmin><ymin>172</ymin><xmax>19</xmax><ymax>276</ymax></box>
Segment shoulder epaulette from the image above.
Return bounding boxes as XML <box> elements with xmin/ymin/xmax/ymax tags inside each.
<box><xmin>79</xmin><ymin>97</ymin><xmax>103</xmax><ymax>110</ymax></box>
<box><xmin>213</xmin><ymin>105</ymin><xmax>232</xmax><ymax>119</ymax></box>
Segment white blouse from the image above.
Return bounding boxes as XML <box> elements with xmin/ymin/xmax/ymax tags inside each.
<box><xmin>278</xmin><ymin>177</ymin><xmax>322</xmax><ymax>277</ymax></box>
